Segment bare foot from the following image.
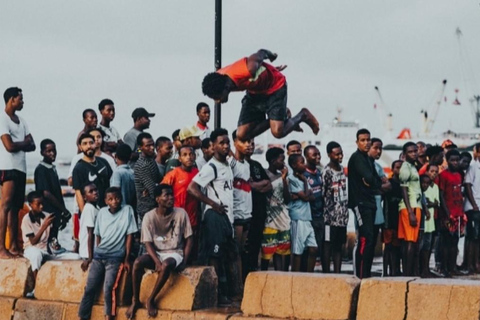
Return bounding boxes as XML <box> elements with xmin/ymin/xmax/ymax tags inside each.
<box><xmin>125</xmin><ymin>301</ymin><xmax>140</xmax><ymax>319</ymax></box>
<box><xmin>0</xmin><ymin>249</ymin><xmax>14</xmax><ymax>259</ymax></box>
<box><xmin>146</xmin><ymin>299</ymin><xmax>158</xmax><ymax>318</ymax></box>
<box><xmin>300</xmin><ymin>108</ymin><xmax>320</xmax><ymax>135</ymax></box>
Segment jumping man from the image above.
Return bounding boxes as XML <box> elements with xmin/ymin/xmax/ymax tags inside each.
<box><xmin>202</xmin><ymin>49</ymin><xmax>319</xmax><ymax>141</ymax></box>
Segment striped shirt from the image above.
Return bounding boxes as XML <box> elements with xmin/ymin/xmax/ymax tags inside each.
<box><xmin>134</xmin><ymin>154</ymin><xmax>161</xmax><ymax>218</ymax></box>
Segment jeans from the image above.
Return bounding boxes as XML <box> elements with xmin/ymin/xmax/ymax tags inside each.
<box><xmin>78</xmin><ymin>259</ymin><xmax>123</xmax><ymax>319</ymax></box>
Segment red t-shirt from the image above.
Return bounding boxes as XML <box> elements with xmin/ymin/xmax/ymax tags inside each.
<box><xmin>438</xmin><ymin>170</ymin><xmax>464</xmax><ymax>218</ymax></box>
<box><xmin>217</xmin><ymin>58</ymin><xmax>286</xmax><ymax>95</ymax></box>
<box><xmin>162</xmin><ymin>167</ymin><xmax>199</xmax><ymax>227</ymax></box>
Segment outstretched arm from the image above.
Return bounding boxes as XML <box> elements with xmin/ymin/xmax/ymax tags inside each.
<box><xmin>247</xmin><ymin>49</ymin><xmax>278</xmax><ymax>76</ymax></box>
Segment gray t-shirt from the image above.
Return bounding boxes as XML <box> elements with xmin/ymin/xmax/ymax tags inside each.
<box><xmin>94</xmin><ymin>205</ymin><xmax>138</xmax><ymax>260</ymax></box>
<box><xmin>141</xmin><ymin>207</ymin><xmax>193</xmax><ymax>256</ymax></box>
<box><xmin>123</xmin><ymin>127</ymin><xmax>142</xmax><ymax>152</ymax></box>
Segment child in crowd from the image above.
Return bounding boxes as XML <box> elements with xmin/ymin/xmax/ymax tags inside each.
<box><xmin>398</xmin><ymin>142</ymin><xmax>422</xmax><ymax>276</ymax></box>
<box><xmin>78</xmin><ymin>187</ymin><xmax>137</xmax><ymax>320</ymax></box>
<box><xmin>464</xmin><ymin>143</ymin><xmax>480</xmax><ymax>274</ymax></box>
<box><xmin>229</xmin><ymin>130</ymin><xmax>253</xmax><ymax>280</ymax></box>
<box><xmin>188</xmin><ymin>128</ymin><xmax>238</xmax><ymax>305</ymax></box>
<box><xmin>34</xmin><ymin>138</ymin><xmax>71</xmax><ymax>253</ymax></box>
<box><xmin>162</xmin><ymin>146</ymin><xmax>199</xmax><ymax>262</ymax></box>
<box><xmin>438</xmin><ymin>150</ymin><xmax>466</xmax><ymax>277</ymax></box>
<box><xmin>78</xmin><ymin>183</ymin><xmax>99</xmax><ymax>272</ymax></box>
<box><xmin>383</xmin><ymin>160</ymin><xmax>403</xmax><ymax>276</ymax></box>
<box><xmin>22</xmin><ymin>192</ymin><xmax>79</xmax><ymax>296</ymax></box>
<box><xmin>420</xmin><ymin>174</ymin><xmax>438</xmax><ymax>277</ymax></box>
<box><xmin>111</xmin><ymin>144</ymin><xmax>136</xmax><ymax>210</ymax></box>
<box><xmin>261</xmin><ymin>147</ymin><xmax>291</xmax><ymax>271</ymax></box>
<box><xmin>288</xmin><ymin>154</ymin><xmax>318</xmax><ymax>272</ymax></box>
<box><xmin>303</xmin><ymin>146</ymin><xmax>324</xmax><ymax>265</ymax></box>
<box><xmin>126</xmin><ymin>184</ymin><xmax>193</xmax><ymax>319</ymax></box>
<box><xmin>321</xmin><ymin>141</ymin><xmax>348</xmax><ymax>274</ymax></box>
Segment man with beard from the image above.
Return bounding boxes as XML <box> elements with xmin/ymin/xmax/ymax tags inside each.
<box><xmin>73</xmin><ymin>134</ymin><xmax>113</xmax><ymax>210</ymax></box>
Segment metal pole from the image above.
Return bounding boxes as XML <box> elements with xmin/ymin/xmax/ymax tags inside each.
<box><xmin>214</xmin><ymin>0</ymin><xmax>222</xmax><ymax>129</ymax></box>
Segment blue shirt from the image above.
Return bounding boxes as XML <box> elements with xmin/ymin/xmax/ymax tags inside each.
<box><xmin>110</xmin><ymin>164</ymin><xmax>136</xmax><ymax>208</ymax></box>
<box><xmin>94</xmin><ymin>205</ymin><xmax>138</xmax><ymax>261</ymax></box>
<box><xmin>288</xmin><ymin>174</ymin><xmax>312</xmax><ymax>221</ymax></box>
<box><xmin>304</xmin><ymin>168</ymin><xmax>323</xmax><ymax>220</ymax></box>
<box><xmin>374</xmin><ymin>162</ymin><xmax>385</xmax><ymax>225</ymax></box>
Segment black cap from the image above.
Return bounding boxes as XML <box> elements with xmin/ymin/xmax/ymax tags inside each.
<box><xmin>131</xmin><ymin>107</ymin><xmax>155</xmax><ymax>120</ymax></box>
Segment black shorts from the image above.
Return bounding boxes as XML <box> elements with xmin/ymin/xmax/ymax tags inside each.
<box><xmin>466</xmin><ymin>210</ymin><xmax>480</xmax><ymax>240</ymax></box>
<box><xmin>201</xmin><ymin>209</ymin><xmax>238</xmax><ymax>260</ymax></box>
<box><xmin>325</xmin><ymin>225</ymin><xmax>347</xmax><ymax>246</ymax></box>
<box><xmin>233</xmin><ymin>217</ymin><xmax>251</xmax><ymax>228</ymax></box>
<box><xmin>0</xmin><ymin>169</ymin><xmax>26</xmax><ymax>209</ymax></box>
<box><xmin>311</xmin><ymin>218</ymin><xmax>325</xmax><ymax>245</ymax></box>
<box><xmin>237</xmin><ymin>84</ymin><xmax>287</xmax><ymax>126</ymax></box>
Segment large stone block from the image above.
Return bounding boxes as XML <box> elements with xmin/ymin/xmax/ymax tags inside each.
<box><xmin>171</xmin><ymin>308</ymin><xmax>239</xmax><ymax>320</ymax></box>
<box><xmin>242</xmin><ymin>271</ymin><xmax>360</xmax><ymax>320</ymax></box>
<box><xmin>407</xmin><ymin>278</ymin><xmax>480</xmax><ymax>320</ymax></box>
<box><xmin>356</xmin><ymin>277</ymin><xmax>416</xmax><ymax>320</ymax></box>
<box><xmin>139</xmin><ymin>266</ymin><xmax>217</xmax><ymax>311</ymax></box>
<box><xmin>0</xmin><ymin>258</ymin><xmax>34</xmax><ymax>298</ymax></box>
<box><xmin>13</xmin><ymin>298</ymin><xmax>64</xmax><ymax>320</ymax></box>
<box><xmin>0</xmin><ymin>297</ymin><xmax>15</xmax><ymax>320</ymax></box>
<box><xmin>35</xmin><ymin>260</ymin><xmax>131</xmax><ymax>305</ymax></box>
<box><xmin>64</xmin><ymin>303</ymin><xmax>106</xmax><ymax>320</ymax></box>
<box><xmin>116</xmin><ymin>307</ymin><xmax>172</xmax><ymax>320</ymax></box>
<box><xmin>229</xmin><ymin>315</ymin><xmax>285</xmax><ymax>320</ymax></box>
<box><xmin>35</xmin><ymin>260</ymin><xmax>88</xmax><ymax>303</ymax></box>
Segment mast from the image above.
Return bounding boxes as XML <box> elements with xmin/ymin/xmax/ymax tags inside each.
<box><xmin>214</xmin><ymin>0</ymin><xmax>222</xmax><ymax>129</ymax></box>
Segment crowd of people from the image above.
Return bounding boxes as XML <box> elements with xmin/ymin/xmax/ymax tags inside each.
<box><xmin>1</xmin><ymin>50</ymin><xmax>478</xmax><ymax>320</ymax></box>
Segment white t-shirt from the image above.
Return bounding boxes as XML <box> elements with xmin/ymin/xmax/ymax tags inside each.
<box><xmin>98</xmin><ymin>124</ymin><xmax>121</xmax><ymax>143</ymax></box>
<box><xmin>193</xmin><ymin>157</ymin><xmax>234</xmax><ymax>223</ymax></box>
<box><xmin>0</xmin><ymin>112</ymin><xmax>30</xmax><ymax>172</ymax></box>
<box><xmin>79</xmin><ymin>203</ymin><xmax>99</xmax><ymax>259</ymax></box>
<box><xmin>196</xmin><ymin>156</ymin><xmax>207</xmax><ymax>171</ymax></box>
<box><xmin>464</xmin><ymin>160</ymin><xmax>480</xmax><ymax>211</ymax></box>
<box><xmin>229</xmin><ymin>157</ymin><xmax>252</xmax><ymax>220</ymax></box>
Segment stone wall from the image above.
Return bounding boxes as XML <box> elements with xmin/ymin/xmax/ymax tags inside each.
<box><xmin>1</xmin><ymin>259</ymin><xmax>480</xmax><ymax>320</ymax></box>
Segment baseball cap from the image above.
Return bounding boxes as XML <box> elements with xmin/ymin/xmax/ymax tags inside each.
<box><xmin>441</xmin><ymin>139</ymin><xmax>455</xmax><ymax>149</ymax></box>
<box><xmin>179</xmin><ymin>125</ymin><xmax>202</xmax><ymax>141</ymax></box>
<box><xmin>131</xmin><ymin>107</ymin><xmax>155</xmax><ymax>120</ymax></box>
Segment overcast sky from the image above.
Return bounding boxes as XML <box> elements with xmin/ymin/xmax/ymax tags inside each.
<box><xmin>1</xmin><ymin>0</ymin><xmax>480</xmax><ymax>165</ymax></box>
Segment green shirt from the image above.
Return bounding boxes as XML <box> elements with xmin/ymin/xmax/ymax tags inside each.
<box><xmin>398</xmin><ymin>161</ymin><xmax>422</xmax><ymax>210</ymax></box>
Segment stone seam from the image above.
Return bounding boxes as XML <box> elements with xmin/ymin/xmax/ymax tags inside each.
<box><xmin>403</xmin><ymin>278</ymin><xmax>417</xmax><ymax>320</ymax></box>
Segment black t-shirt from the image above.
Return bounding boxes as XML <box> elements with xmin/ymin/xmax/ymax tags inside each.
<box><xmin>72</xmin><ymin>158</ymin><xmax>112</xmax><ymax>208</ymax></box>
<box><xmin>248</xmin><ymin>159</ymin><xmax>269</xmax><ymax>219</ymax></box>
<box><xmin>384</xmin><ymin>178</ymin><xmax>402</xmax><ymax>230</ymax></box>
<box><xmin>34</xmin><ymin>162</ymin><xmax>64</xmax><ymax>214</ymax></box>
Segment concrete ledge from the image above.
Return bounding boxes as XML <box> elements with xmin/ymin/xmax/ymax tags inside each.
<box><xmin>13</xmin><ymin>298</ymin><xmax>64</xmax><ymax>320</ymax></box>
<box><xmin>0</xmin><ymin>297</ymin><xmax>16</xmax><ymax>320</ymax></box>
<box><xmin>407</xmin><ymin>278</ymin><xmax>480</xmax><ymax>320</ymax></box>
<box><xmin>356</xmin><ymin>277</ymin><xmax>416</xmax><ymax>320</ymax></box>
<box><xmin>242</xmin><ymin>271</ymin><xmax>360</xmax><ymax>320</ymax></box>
<box><xmin>0</xmin><ymin>258</ymin><xmax>34</xmax><ymax>298</ymax></box>
<box><xmin>34</xmin><ymin>260</ymin><xmax>131</xmax><ymax>305</ymax></box>
<box><xmin>35</xmin><ymin>260</ymin><xmax>88</xmax><ymax>303</ymax></box>
<box><xmin>139</xmin><ymin>266</ymin><xmax>217</xmax><ymax>311</ymax></box>
<box><xmin>230</xmin><ymin>315</ymin><xmax>285</xmax><ymax>320</ymax></box>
